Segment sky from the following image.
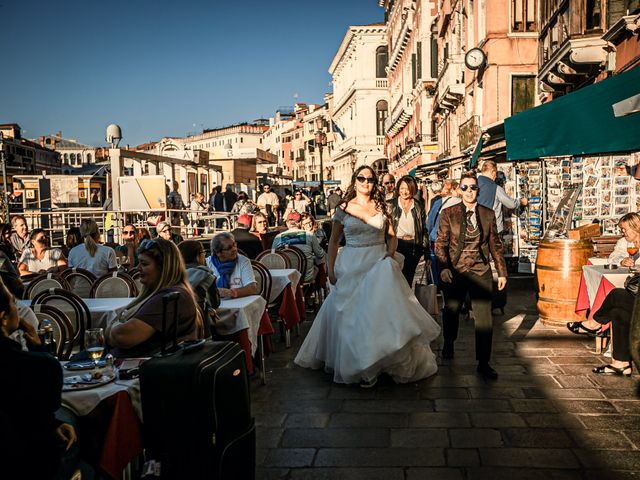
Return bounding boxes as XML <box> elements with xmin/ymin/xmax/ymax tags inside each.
<box><xmin>1</xmin><ymin>0</ymin><xmax>383</xmax><ymax>147</ymax></box>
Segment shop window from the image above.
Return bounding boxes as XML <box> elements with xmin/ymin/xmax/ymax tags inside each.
<box><xmin>512</xmin><ymin>0</ymin><xmax>537</xmax><ymax>32</ymax></box>
<box><xmin>376</xmin><ymin>46</ymin><xmax>388</xmax><ymax>78</ymax></box>
<box><xmin>376</xmin><ymin>100</ymin><xmax>388</xmax><ymax>137</ymax></box>
<box><xmin>511</xmin><ymin>76</ymin><xmax>536</xmax><ymax>115</ymax></box>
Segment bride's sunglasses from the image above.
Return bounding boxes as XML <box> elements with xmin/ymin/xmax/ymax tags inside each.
<box><xmin>356</xmin><ymin>176</ymin><xmax>376</xmax><ymax>185</ymax></box>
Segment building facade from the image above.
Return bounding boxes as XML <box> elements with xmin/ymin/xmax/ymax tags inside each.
<box><xmin>329</xmin><ymin>23</ymin><xmax>389</xmax><ymax>187</ymax></box>
<box><xmin>39</xmin><ymin>132</ymin><xmax>99</xmax><ymax>169</ymax></box>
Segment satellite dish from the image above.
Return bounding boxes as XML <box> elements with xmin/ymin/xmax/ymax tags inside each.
<box><xmin>106</xmin><ymin>124</ymin><xmax>122</xmax><ymax>148</ymax></box>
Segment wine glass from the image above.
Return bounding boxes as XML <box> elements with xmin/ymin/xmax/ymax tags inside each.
<box><xmin>627</xmin><ymin>242</ymin><xmax>638</xmax><ymax>271</ymax></box>
<box><xmin>85</xmin><ymin>328</ymin><xmax>105</xmax><ymax>372</ymax></box>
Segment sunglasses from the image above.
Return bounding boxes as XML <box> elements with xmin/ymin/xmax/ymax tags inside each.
<box><xmin>123</xmin><ymin>230</ymin><xmax>136</xmax><ymax>235</ymax></box>
<box><xmin>383</xmin><ymin>181</ymin><xmax>394</xmax><ymax>185</ymax></box>
<box><xmin>460</xmin><ymin>184</ymin><xmax>479</xmax><ymax>192</ymax></box>
<box><xmin>356</xmin><ymin>176</ymin><xmax>376</xmax><ymax>185</ymax></box>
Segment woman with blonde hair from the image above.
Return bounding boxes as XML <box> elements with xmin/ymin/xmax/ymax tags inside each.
<box><xmin>68</xmin><ymin>219</ymin><xmax>117</xmax><ymax>278</ymax></box>
<box><xmin>106</xmin><ymin>238</ymin><xmax>200</xmax><ymax>357</ymax></box>
<box><xmin>608</xmin><ymin>212</ymin><xmax>640</xmax><ymax>267</ymax></box>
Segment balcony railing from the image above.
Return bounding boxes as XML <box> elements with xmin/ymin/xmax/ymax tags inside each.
<box><xmin>375</xmin><ymin>79</ymin><xmax>388</xmax><ymax>88</ymax></box>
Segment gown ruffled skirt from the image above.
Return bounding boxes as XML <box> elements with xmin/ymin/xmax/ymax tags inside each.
<box><xmin>294</xmin><ymin>242</ymin><xmax>440</xmax><ymax>384</ymax></box>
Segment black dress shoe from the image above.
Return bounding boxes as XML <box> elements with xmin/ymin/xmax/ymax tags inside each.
<box><xmin>442</xmin><ymin>344</ymin><xmax>454</xmax><ymax>359</ymax></box>
<box><xmin>477</xmin><ymin>363</ymin><xmax>498</xmax><ymax>380</ymax></box>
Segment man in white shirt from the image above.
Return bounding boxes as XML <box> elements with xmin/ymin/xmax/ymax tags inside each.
<box><xmin>256</xmin><ymin>184</ymin><xmax>280</xmax><ymax>226</ymax></box>
<box><xmin>382</xmin><ymin>174</ymin><xmax>396</xmax><ymax>201</ymax></box>
<box><xmin>272</xmin><ymin>212</ymin><xmax>325</xmax><ymax>282</ymax></box>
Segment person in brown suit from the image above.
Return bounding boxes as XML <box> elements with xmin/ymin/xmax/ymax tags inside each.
<box><xmin>435</xmin><ymin>172</ymin><xmax>507</xmax><ymax>379</ymax></box>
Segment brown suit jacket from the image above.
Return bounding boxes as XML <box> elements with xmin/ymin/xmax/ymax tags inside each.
<box><xmin>434</xmin><ymin>203</ymin><xmax>508</xmax><ymax>277</ymax></box>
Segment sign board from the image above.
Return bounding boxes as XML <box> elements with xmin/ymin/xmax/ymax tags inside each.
<box><xmin>118</xmin><ymin>175</ymin><xmax>167</xmax><ymax>211</ymax></box>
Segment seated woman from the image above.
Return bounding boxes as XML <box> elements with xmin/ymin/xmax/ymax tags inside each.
<box><xmin>155</xmin><ymin>221</ymin><xmax>184</xmax><ymax>244</ymax></box>
<box><xmin>250</xmin><ymin>212</ymin><xmax>269</xmax><ymax>240</ymax></box>
<box><xmin>591</xmin><ymin>288</ymin><xmax>634</xmax><ymax>376</ymax></box>
<box><xmin>0</xmin><ymin>279</ymin><xmax>77</xmax><ymax>479</ymax></box>
<box><xmin>115</xmin><ymin>223</ymin><xmax>140</xmax><ymax>269</ymax></box>
<box><xmin>68</xmin><ymin>219</ymin><xmax>117</xmax><ymax>278</ymax></box>
<box><xmin>568</xmin><ymin>212</ymin><xmax>640</xmax><ymax>335</ymax></box>
<box><xmin>62</xmin><ymin>226</ymin><xmax>82</xmax><ymax>258</ymax></box>
<box><xmin>301</xmin><ymin>213</ymin><xmax>328</xmax><ymax>249</ymax></box>
<box><xmin>206</xmin><ymin>232</ymin><xmax>257</xmax><ymax>299</ymax></box>
<box><xmin>18</xmin><ymin>229</ymin><xmax>67</xmax><ymax>276</ymax></box>
<box><xmin>106</xmin><ymin>238</ymin><xmax>200</xmax><ymax>358</ymax></box>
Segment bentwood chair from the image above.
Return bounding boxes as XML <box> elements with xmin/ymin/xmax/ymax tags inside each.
<box><xmin>256</xmin><ymin>250</ymin><xmax>290</xmax><ymax>270</ymax></box>
<box><xmin>90</xmin><ymin>272</ymin><xmax>138</xmax><ymax>298</ymax></box>
<box><xmin>60</xmin><ymin>267</ymin><xmax>97</xmax><ymax>299</ymax></box>
<box><xmin>24</xmin><ymin>273</ymin><xmax>70</xmax><ymax>300</ymax></box>
<box><xmin>251</xmin><ymin>260</ymin><xmax>272</xmax><ymax>385</ymax></box>
<box><xmin>33</xmin><ymin>304</ymin><xmax>74</xmax><ymax>360</ymax></box>
<box><xmin>32</xmin><ymin>288</ymin><xmax>91</xmax><ymax>351</ymax></box>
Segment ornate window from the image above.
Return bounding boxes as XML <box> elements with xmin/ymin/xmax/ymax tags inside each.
<box><xmin>376</xmin><ymin>100</ymin><xmax>388</xmax><ymax>137</ymax></box>
<box><xmin>376</xmin><ymin>46</ymin><xmax>388</xmax><ymax>78</ymax></box>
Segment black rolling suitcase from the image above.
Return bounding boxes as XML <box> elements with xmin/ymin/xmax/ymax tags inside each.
<box><xmin>140</xmin><ymin>292</ymin><xmax>255</xmax><ymax>480</ymax></box>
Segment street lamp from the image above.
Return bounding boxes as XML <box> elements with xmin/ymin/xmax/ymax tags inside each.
<box><xmin>314</xmin><ymin>118</ymin><xmax>327</xmax><ymax>212</ymax></box>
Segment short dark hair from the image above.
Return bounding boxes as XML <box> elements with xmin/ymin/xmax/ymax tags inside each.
<box><xmin>395</xmin><ymin>175</ymin><xmax>417</xmax><ymax>197</ymax></box>
<box><xmin>178</xmin><ymin>240</ymin><xmax>205</xmax><ymax>265</ymax></box>
<box><xmin>460</xmin><ymin>172</ymin><xmax>478</xmax><ymax>183</ymax></box>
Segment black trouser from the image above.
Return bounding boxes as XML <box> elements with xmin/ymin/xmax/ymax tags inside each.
<box><xmin>397</xmin><ymin>239</ymin><xmax>424</xmax><ymax>286</ymax></box>
<box><xmin>593</xmin><ymin>288</ymin><xmax>635</xmax><ymax>362</ymax></box>
<box><xmin>441</xmin><ymin>269</ymin><xmax>493</xmax><ymax>363</ymax></box>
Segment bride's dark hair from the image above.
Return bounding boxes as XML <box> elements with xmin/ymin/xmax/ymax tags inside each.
<box><xmin>339</xmin><ymin>165</ymin><xmax>391</xmax><ymax>224</ymax></box>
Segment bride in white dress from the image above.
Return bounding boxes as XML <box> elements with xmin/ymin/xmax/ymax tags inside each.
<box><xmin>294</xmin><ymin>166</ymin><xmax>440</xmax><ymax>385</ymax></box>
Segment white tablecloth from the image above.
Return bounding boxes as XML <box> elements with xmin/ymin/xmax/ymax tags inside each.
<box><xmin>217</xmin><ymin>295</ymin><xmax>267</xmax><ymax>355</ymax></box>
<box><xmin>61</xmin><ymin>366</ymin><xmax>141</xmax><ymax>417</ymax></box>
<box><xmin>268</xmin><ymin>268</ymin><xmax>301</xmax><ymax>303</ymax></box>
<box><xmin>19</xmin><ymin>297</ymin><xmax>134</xmax><ymax>329</ymax></box>
<box><xmin>582</xmin><ymin>265</ymin><xmax>630</xmax><ymax>309</ymax></box>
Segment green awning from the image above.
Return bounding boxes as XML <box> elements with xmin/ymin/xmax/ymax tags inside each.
<box><xmin>468</xmin><ymin>135</ymin><xmax>484</xmax><ymax>168</ymax></box>
<box><xmin>504</xmin><ymin>66</ymin><xmax>640</xmax><ymax>161</ymax></box>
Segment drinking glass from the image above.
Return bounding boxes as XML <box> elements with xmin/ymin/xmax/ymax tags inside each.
<box><xmin>627</xmin><ymin>242</ymin><xmax>638</xmax><ymax>271</ymax></box>
<box><xmin>85</xmin><ymin>328</ymin><xmax>105</xmax><ymax>371</ymax></box>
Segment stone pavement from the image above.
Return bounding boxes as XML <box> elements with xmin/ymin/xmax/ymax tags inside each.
<box><xmin>251</xmin><ymin>276</ymin><xmax>640</xmax><ymax>479</ymax></box>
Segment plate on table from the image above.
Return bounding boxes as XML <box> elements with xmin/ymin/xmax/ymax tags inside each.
<box><xmin>62</xmin><ymin>373</ymin><xmax>116</xmax><ymax>391</ymax></box>
<box><xmin>65</xmin><ymin>359</ymin><xmax>107</xmax><ymax>371</ymax></box>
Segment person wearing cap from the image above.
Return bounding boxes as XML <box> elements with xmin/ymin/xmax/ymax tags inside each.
<box><xmin>272</xmin><ymin>211</ymin><xmax>325</xmax><ymax>282</ymax></box>
<box><xmin>230</xmin><ymin>214</ymin><xmax>263</xmax><ymax>260</ymax></box>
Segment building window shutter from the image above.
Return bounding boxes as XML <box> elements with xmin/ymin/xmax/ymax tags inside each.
<box><xmin>430</xmin><ymin>37</ymin><xmax>438</xmax><ymax>78</ymax></box>
<box><xmin>417</xmin><ymin>42</ymin><xmax>422</xmax><ymax>81</ymax></box>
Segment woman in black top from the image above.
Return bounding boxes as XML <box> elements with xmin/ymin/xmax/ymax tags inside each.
<box><xmin>0</xmin><ymin>279</ymin><xmax>77</xmax><ymax>478</ymax></box>
<box><xmin>388</xmin><ymin>175</ymin><xmax>429</xmax><ymax>286</ymax></box>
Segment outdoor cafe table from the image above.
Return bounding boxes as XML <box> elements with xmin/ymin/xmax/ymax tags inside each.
<box><xmin>18</xmin><ymin>297</ymin><xmax>133</xmax><ymax>329</ymax></box>
<box><xmin>575</xmin><ymin>264</ymin><xmax>631</xmax><ymax>319</ymax></box>
<box><xmin>268</xmin><ymin>268</ymin><xmax>306</xmax><ymax>328</ymax></box>
<box><xmin>60</xmin><ymin>365</ymin><xmax>142</xmax><ymax>480</ymax></box>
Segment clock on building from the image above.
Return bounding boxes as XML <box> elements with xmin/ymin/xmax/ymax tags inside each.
<box><xmin>464</xmin><ymin>48</ymin><xmax>486</xmax><ymax>70</ymax></box>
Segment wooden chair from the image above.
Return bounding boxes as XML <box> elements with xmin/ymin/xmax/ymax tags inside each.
<box><xmin>251</xmin><ymin>261</ymin><xmax>272</xmax><ymax>385</ymax></box>
<box><xmin>90</xmin><ymin>272</ymin><xmax>138</xmax><ymax>298</ymax></box>
<box><xmin>32</xmin><ymin>288</ymin><xmax>91</xmax><ymax>351</ymax></box>
<box><xmin>60</xmin><ymin>267</ymin><xmax>97</xmax><ymax>299</ymax></box>
<box><xmin>33</xmin><ymin>304</ymin><xmax>74</xmax><ymax>360</ymax></box>
<box><xmin>256</xmin><ymin>250</ymin><xmax>290</xmax><ymax>270</ymax></box>
<box><xmin>24</xmin><ymin>273</ymin><xmax>70</xmax><ymax>300</ymax></box>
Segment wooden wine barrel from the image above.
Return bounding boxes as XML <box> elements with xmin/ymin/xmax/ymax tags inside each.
<box><xmin>535</xmin><ymin>238</ymin><xmax>593</xmax><ymax>327</ymax></box>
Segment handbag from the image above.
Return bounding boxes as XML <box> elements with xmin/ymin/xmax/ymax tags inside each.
<box><xmin>414</xmin><ymin>262</ymin><xmax>439</xmax><ymax>316</ymax></box>
<box><xmin>625</xmin><ymin>273</ymin><xmax>640</xmax><ymax>296</ymax></box>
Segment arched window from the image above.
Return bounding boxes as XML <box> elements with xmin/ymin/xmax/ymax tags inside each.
<box><xmin>63</xmin><ymin>153</ymin><xmax>69</xmax><ymax>164</ymax></box>
<box><xmin>86</xmin><ymin>153</ymin><xmax>92</xmax><ymax>163</ymax></box>
<box><xmin>376</xmin><ymin>46</ymin><xmax>388</xmax><ymax>78</ymax></box>
<box><xmin>376</xmin><ymin>100</ymin><xmax>388</xmax><ymax>137</ymax></box>
<box><xmin>70</xmin><ymin>153</ymin><xmax>76</xmax><ymax>164</ymax></box>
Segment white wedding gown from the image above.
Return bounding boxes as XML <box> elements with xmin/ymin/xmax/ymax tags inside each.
<box><xmin>294</xmin><ymin>209</ymin><xmax>440</xmax><ymax>384</ymax></box>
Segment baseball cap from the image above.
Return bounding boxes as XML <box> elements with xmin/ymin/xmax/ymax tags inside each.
<box><xmin>237</xmin><ymin>214</ymin><xmax>252</xmax><ymax>227</ymax></box>
<box><xmin>286</xmin><ymin>212</ymin><xmax>302</xmax><ymax>222</ymax></box>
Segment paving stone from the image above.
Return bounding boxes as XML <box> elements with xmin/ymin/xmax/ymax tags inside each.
<box><xmin>326</xmin><ymin>385</ymin><xmax>377</xmax><ymax>399</ymax></box>
<box><xmin>553</xmin><ymin>399</ymin><xmax>618</xmax><ymax>414</ymax></box>
<box><xmin>545</xmin><ymin>388</ymin><xmax>606</xmax><ymax>399</ymax></box>
<box><xmin>568</xmin><ymin>429</ymin><xmax>635</xmax><ymax>449</ymax></box>
<box><xmin>341</xmin><ymin>399</ymin><xmax>434</xmax><ymax>413</ymax></box>
<box><xmin>623</xmin><ymin>431</ymin><xmax>640</xmax><ymax>449</ymax></box>
<box><xmin>449</xmin><ymin>428</ymin><xmax>504</xmax><ymax>447</ymax></box>
<box><xmin>470</xmin><ymin>412</ymin><xmax>527</xmax><ymax>427</ymax></box>
<box><xmin>501</xmin><ymin>428</ymin><xmax>575</xmax><ymax>447</ymax></box>
<box><xmin>577</xmin><ymin>414</ymin><xmax>640</xmax><ymax>430</ymax></box>
<box><xmin>255</xmin><ymin>412</ymin><xmax>287</xmax><ymax>428</ymax></box>
<box><xmin>478</xmin><ymin>447</ymin><xmax>581</xmax><ymax>468</ymax></box>
<box><xmin>263</xmin><ymin>448</ymin><xmax>316</xmax><ymax>468</ymax></box>
<box><xmin>510</xmin><ymin>399</ymin><xmax>559</xmax><ymax>412</ymax></box>
<box><xmin>257</xmin><ymin>428</ymin><xmax>284</xmax><ymax>448</ymax></box>
<box><xmin>573</xmin><ymin>449</ymin><xmax>640</xmax><ymax>470</ymax></box>
<box><xmin>289</xmin><ymin>468</ymin><xmax>405</xmax><ymax>480</ymax></box>
<box><xmin>522</xmin><ymin>413</ymin><xmax>585</xmax><ymax>428</ymax></box>
<box><xmin>406</xmin><ymin>467</ymin><xmax>465</xmax><ymax>480</ymax></box>
<box><xmin>434</xmin><ymin>398</ymin><xmax>512</xmax><ymax>412</ymax></box>
<box><xmin>521</xmin><ymin>387</ymin><xmax>548</xmax><ymax>398</ymax></box>
<box><xmin>268</xmin><ymin>387</ymin><xmax>329</xmax><ymax>400</ymax></box>
<box><xmin>612</xmin><ymin>401</ymin><xmax>640</xmax><ymax>414</ymax></box>
<box><xmin>255</xmin><ymin>467</ymin><xmax>290</xmax><ymax>480</ymax></box>
<box><xmin>328</xmin><ymin>413</ymin><xmax>408</xmax><ymax>428</ymax></box>
<box><xmin>553</xmin><ymin>375</ymin><xmax>598</xmax><ymax>388</ymax></box>
<box><xmin>445</xmin><ymin>448</ymin><xmax>480</xmax><ymax>466</ymax></box>
<box><xmin>467</xmin><ymin>386</ymin><xmax>527</xmax><ymax>399</ymax></box>
<box><xmin>410</xmin><ymin>412</ymin><xmax>472</xmax><ymax>427</ymax></box>
<box><xmin>466</xmin><ymin>467</ymin><xmax>583</xmax><ymax>479</ymax></box>
<box><xmin>549</xmin><ymin>356</ymin><xmax>601</xmax><ymax>365</ymax></box>
<box><xmin>599</xmin><ymin>388</ymin><xmax>640</xmax><ymax>400</ymax></box>
<box><xmin>418</xmin><ymin>387</ymin><xmax>470</xmax><ymax>399</ymax></box>
<box><xmin>584</xmin><ymin>470</ymin><xmax>640</xmax><ymax>480</ymax></box>
<box><xmin>284</xmin><ymin>413</ymin><xmax>330</xmax><ymax>428</ymax></box>
<box><xmin>314</xmin><ymin>448</ymin><xmax>446</xmax><ymax>467</ymax></box>
<box><xmin>252</xmin><ymin>399</ymin><xmax>342</xmax><ymax>414</ymax></box>
<box><xmin>389</xmin><ymin>428</ymin><xmax>449</xmax><ymax>447</ymax></box>
<box><xmin>282</xmin><ymin>428</ymin><xmax>389</xmax><ymax>448</ymax></box>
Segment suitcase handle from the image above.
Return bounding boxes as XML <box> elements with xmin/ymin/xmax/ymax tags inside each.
<box><xmin>160</xmin><ymin>291</ymin><xmax>181</xmax><ymax>356</ymax></box>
